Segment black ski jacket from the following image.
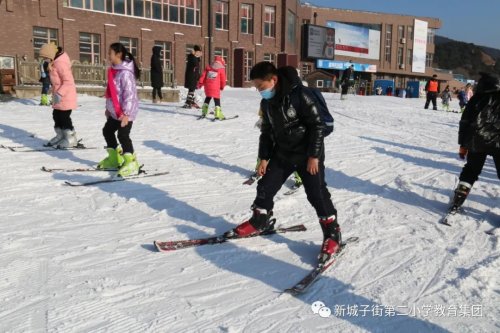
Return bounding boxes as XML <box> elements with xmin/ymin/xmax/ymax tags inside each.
<box><xmin>459</xmin><ymin>89</ymin><xmax>500</xmax><ymax>154</ymax></box>
<box><xmin>259</xmin><ymin>66</ymin><xmax>326</xmax><ymax>166</ymax></box>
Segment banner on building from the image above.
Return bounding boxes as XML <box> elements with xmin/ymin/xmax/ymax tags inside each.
<box><xmin>302</xmin><ymin>24</ymin><xmax>336</xmax><ymax>60</ymax></box>
<box><xmin>326</xmin><ymin>21</ymin><xmax>381</xmax><ymax>60</ymax></box>
<box><xmin>316</xmin><ymin>59</ymin><xmax>377</xmax><ymax>73</ymax></box>
<box><xmin>412</xmin><ymin>19</ymin><xmax>428</xmax><ymax>73</ymax></box>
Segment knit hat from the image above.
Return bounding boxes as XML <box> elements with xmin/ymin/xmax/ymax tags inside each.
<box><xmin>214</xmin><ymin>55</ymin><xmax>225</xmax><ymax>66</ymax></box>
<box><xmin>39</xmin><ymin>43</ymin><xmax>58</xmax><ymax>60</ymax></box>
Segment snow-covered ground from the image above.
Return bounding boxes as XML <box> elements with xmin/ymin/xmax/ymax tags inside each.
<box><xmin>0</xmin><ymin>89</ymin><xmax>498</xmax><ymax>333</ymax></box>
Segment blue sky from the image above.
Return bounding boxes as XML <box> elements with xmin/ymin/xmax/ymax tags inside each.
<box><xmin>305</xmin><ymin>0</ymin><xmax>500</xmax><ymax>49</ymax></box>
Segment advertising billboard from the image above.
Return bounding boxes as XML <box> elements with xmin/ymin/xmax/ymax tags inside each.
<box><xmin>412</xmin><ymin>19</ymin><xmax>428</xmax><ymax>73</ymax></box>
<box><xmin>303</xmin><ymin>24</ymin><xmax>336</xmax><ymax>60</ymax></box>
<box><xmin>316</xmin><ymin>60</ymin><xmax>377</xmax><ymax>73</ymax></box>
<box><xmin>326</xmin><ymin>21</ymin><xmax>381</xmax><ymax>60</ymax></box>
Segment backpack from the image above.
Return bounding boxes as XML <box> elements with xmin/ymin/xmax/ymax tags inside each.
<box><xmin>303</xmin><ymin>86</ymin><xmax>335</xmax><ymax>136</ymax></box>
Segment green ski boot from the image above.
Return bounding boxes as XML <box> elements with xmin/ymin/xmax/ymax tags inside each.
<box><xmin>201</xmin><ymin>103</ymin><xmax>209</xmax><ymax>117</ymax></box>
<box><xmin>40</xmin><ymin>94</ymin><xmax>50</xmax><ymax>106</ymax></box>
<box><xmin>214</xmin><ymin>106</ymin><xmax>225</xmax><ymax>120</ymax></box>
<box><xmin>97</xmin><ymin>147</ymin><xmax>124</xmax><ymax>170</ymax></box>
<box><xmin>118</xmin><ymin>153</ymin><xmax>140</xmax><ymax>177</ymax></box>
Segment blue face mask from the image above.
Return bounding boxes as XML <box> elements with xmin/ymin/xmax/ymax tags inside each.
<box><xmin>259</xmin><ymin>87</ymin><xmax>276</xmax><ymax>100</ymax></box>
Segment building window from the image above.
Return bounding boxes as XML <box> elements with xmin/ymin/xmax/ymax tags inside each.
<box><xmin>244</xmin><ymin>51</ymin><xmax>254</xmax><ymax>82</ymax></box>
<box><xmin>263</xmin><ymin>53</ymin><xmax>275</xmax><ymax>65</ymax></box>
<box><xmin>407</xmin><ymin>49</ymin><xmax>413</xmax><ymax>66</ymax></box>
<box><xmin>68</xmin><ymin>0</ymin><xmax>200</xmax><ymax>25</ymax></box>
<box><xmin>240</xmin><ymin>4</ymin><xmax>253</xmax><ymax>34</ymax></box>
<box><xmin>79</xmin><ymin>32</ymin><xmax>101</xmax><ymax>64</ymax></box>
<box><xmin>263</xmin><ymin>6</ymin><xmax>276</xmax><ymax>38</ymax></box>
<box><xmin>408</xmin><ymin>26</ymin><xmax>413</xmax><ymax>40</ymax></box>
<box><xmin>398</xmin><ymin>25</ymin><xmax>404</xmax><ymax>40</ymax></box>
<box><xmin>287</xmin><ymin>10</ymin><xmax>296</xmax><ymax>46</ymax></box>
<box><xmin>426</xmin><ymin>53</ymin><xmax>433</xmax><ymax>67</ymax></box>
<box><xmin>133</xmin><ymin>0</ymin><xmax>144</xmax><ymax>17</ymax></box>
<box><xmin>427</xmin><ymin>28</ymin><xmax>435</xmax><ymax>44</ymax></box>
<box><xmin>114</xmin><ymin>0</ymin><xmax>125</xmax><ymax>14</ymax></box>
<box><xmin>154</xmin><ymin>41</ymin><xmax>172</xmax><ymax>68</ymax></box>
<box><xmin>214</xmin><ymin>47</ymin><xmax>229</xmax><ymax>82</ymax></box>
<box><xmin>397</xmin><ymin>47</ymin><xmax>404</xmax><ymax>66</ymax></box>
<box><xmin>33</xmin><ymin>27</ymin><xmax>58</xmax><ymax>59</ymax></box>
<box><xmin>215</xmin><ymin>1</ymin><xmax>229</xmax><ymax>30</ymax></box>
<box><xmin>316</xmin><ymin>80</ymin><xmax>324</xmax><ymax>88</ymax></box>
<box><xmin>385</xmin><ymin>24</ymin><xmax>392</xmax><ymax>62</ymax></box>
<box><xmin>119</xmin><ymin>36</ymin><xmax>138</xmax><ymax>58</ymax></box>
<box><xmin>301</xmin><ymin>63</ymin><xmax>312</xmax><ymax>78</ymax></box>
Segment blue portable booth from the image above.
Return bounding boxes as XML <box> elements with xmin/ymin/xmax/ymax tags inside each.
<box><xmin>373</xmin><ymin>79</ymin><xmax>394</xmax><ymax>96</ymax></box>
<box><xmin>406</xmin><ymin>81</ymin><xmax>421</xmax><ymax>98</ymax></box>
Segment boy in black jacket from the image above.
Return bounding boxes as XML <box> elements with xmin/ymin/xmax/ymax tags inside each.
<box><xmin>228</xmin><ymin>62</ymin><xmax>341</xmax><ymax>263</ymax></box>
<box><xmin>450</xmin><ymin>72</ymin><xmax>500</xmax><ymax>211</ymax></box>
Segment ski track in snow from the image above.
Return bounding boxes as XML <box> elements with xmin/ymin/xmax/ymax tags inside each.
<box><xmin>0</xmin><ymin>89</ymin><xmax>498</xmax><ymax>333</ymax></box>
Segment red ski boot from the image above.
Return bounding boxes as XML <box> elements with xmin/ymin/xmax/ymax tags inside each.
<box><xmin>318</xmin><ymin>216</ymin><xmax>342</xmax><ymax>263</ymax></box>
<box><xmin>225</xmin><ymin>207</ymin><xmax>271</xmax><ymax>238</ymax></box>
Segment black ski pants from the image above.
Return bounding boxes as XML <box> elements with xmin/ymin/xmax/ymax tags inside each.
<box><xmin>459</xmin><ymin>152</ymin><xmax>500</xmax><ymax>186</ymax></box>
<box><xmin>102</xmin><ymin>117</ymin><xmax>134</xmax><ymax>154</ymax></box>
<box><xmin>254</xmin><ymin>158</ymin><xmax>337</xmax><ymax>218</ymax></box>
<box><xmin>53</xmin><ymin>109</ymin><xmax>74</xmax><ymax>130</ymax></box>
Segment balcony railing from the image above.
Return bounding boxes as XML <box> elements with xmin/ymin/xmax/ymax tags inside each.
<box><xmin>16</xmin><ymin>59</ymin><xmax>174</xmax><ymax>87</ymax></box>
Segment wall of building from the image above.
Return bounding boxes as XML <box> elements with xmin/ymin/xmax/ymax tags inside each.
<box><xmin>0</xmin><ymin>0</ymin><xmax>444</xmax><ymax>89</ymax></box>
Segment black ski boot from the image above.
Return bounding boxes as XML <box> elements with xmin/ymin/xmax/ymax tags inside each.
<box><xmin>450</xmin><ymin>181</ymin><xmax>472</xmax><ymax>212</ymax></box>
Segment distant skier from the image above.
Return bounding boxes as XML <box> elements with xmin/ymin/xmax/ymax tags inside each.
<box><xmin>227</xmin><ymin>62</ymin><xmax>341</xmax><ymax>264</ymax></box>
<box><xmin>340</xmin><ymin>64</ymin><xmax>353</xmax><ymax>100</ymax></box>
<box><xmin>448</xmin><ymin>72</ymin><xmax>500</xmax><ymax>212</ymax></box>
<box><xmin>97</xmin><ymin>42</ymin><xmax>141</xmax><ymax>177</ymax></box>
<box><xmin>424</xmin><ymin>74</ymin><xmax>440</xmax><ymax>110</ymax></box>
<box><xmin>183</xmin><ymin>45</ymin><xmax>202</xmax><ymax>108</ymax></box>
<box><xmin>39</xmin><ymin>58</ymin><xmax>51</xmax><ymax>106</ymax></box>
<box><xmin>150</xmin><ymin>46</ymin><xmax>163</xmax><ymax>104</ymax></box>
<box><xmin>440</xmin><ymin>85</ymin><xmax>452</xmax><ymax>112</ymax></box>
<box><xmin>457</xmin><ymin>86</ymin><xmax>468</xmax><ymax>113</ymax></box>
<box><xmin>197</xmin><ymin>55</ymin><xmax>226</xmax><ymax>120</ymax></box>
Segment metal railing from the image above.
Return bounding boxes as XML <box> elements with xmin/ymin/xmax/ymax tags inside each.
<box><xmin>16</xmin><ymin>59</ymin><xmax>174</xmax><ymax>87</ymax></box>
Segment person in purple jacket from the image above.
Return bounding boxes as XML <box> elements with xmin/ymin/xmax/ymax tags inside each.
<box><xmin>97</xmin><ymin>42</ymin><xmax>141</xmax><ymax>177</ymax></box>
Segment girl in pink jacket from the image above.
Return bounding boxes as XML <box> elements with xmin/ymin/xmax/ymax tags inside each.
<box><xmin>39</xmin><ymin>44</ymin><xmax>79</xmax><ymax>148</ymax></box>
<box><xmin>97</xmin><ymin>42</ymin><xmax>141</xmax><ymax>177</ymax></box>
<box><xmin>198</xmin><ymin>56</ymin><xmax>226</xmax><ymax>120</ymax></box>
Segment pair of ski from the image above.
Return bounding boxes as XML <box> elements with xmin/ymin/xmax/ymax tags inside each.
<box><xmin>1</xmin><ymin>142</ymin><xmax>94</xmax><ymax>152</ymax></box>
<box><xmin>197</xmin><ymin>115</ymin><xmax>239</xmax><ymax>121</ymax></box>
<box><xmin>154</xmin><ymin>221</ymin><xmax>358</xmax><ymax>294</ymax></box>
<box><xmin>41</xmin><ymin>166</ymin><xmax>169</xmax><ymax>186</ymax></box>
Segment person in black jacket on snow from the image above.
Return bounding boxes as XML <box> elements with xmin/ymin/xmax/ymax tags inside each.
<box><xmin>340</xmin><ymin>64</ymin><xmax>353</xmax><ymax>100</ymax></box>
<box><xmin>151</xmin><ymin>46</ymin><xmax>163</xmax><ymax>103</ymax></box>
<box><xmin>183</xmin><ymin>45</ymin><xmax>202</xmax><ymax>108</ymax></box>
<box><xmin>450</xmin><ymin>72</ymin><xmax>500</xmax><ymax>210</ymax></box>
<box><xmin>226</xmin><ymin>62</ymin><xmax>342</xmax><ymax>263</ymax></box>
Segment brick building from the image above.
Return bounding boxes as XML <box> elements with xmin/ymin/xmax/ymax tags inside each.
<box><xmin>0</xmin><ymin>0</ymin><xmax>446</xmax><ymax>90</ymax></box>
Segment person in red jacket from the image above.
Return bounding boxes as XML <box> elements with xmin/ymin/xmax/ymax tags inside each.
<box><xmin>197</xmin><ymin>56</ymin><xmax>226</xmax><ymax>120</ymax></box>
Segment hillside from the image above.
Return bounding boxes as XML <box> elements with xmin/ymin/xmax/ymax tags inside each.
<box><xmin>434</xmin><ymin>36</ymin><xmax>500</xmax><ymax>80</ymax></box>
